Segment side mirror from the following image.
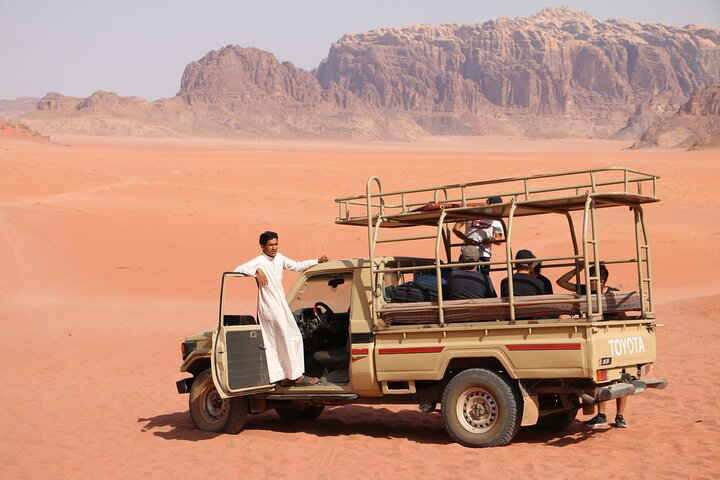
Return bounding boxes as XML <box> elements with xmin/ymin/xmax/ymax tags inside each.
<box><xmin>328</xmin><ymin>278</ymin><xmax>345</xmax><ymax>288</ymax></box>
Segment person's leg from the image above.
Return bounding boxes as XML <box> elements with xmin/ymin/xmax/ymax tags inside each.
<box><xmin>614</xmin><ymin>397</ymin><xmax>628</xmax><ymax>428</ymax></box>
<box><xmin>584</xmin><ymin>401</ymin><xmax>609</xmax><ymax>427</ymax></box>
<box><xmin>616</xmin><ymin>396</ymin><xmax>627</xmax><ymax>415</ymax></box>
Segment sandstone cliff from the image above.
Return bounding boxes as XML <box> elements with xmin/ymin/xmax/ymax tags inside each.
<box><xmin>633</xmin><ymin>83</ymin><xmax>720</xmax><ymax>149</ymax></box>
<box><xmin>17</xmin><ymin>8</ymin><xmax>720</xmax><ymax>141</ymax></box>
<box><xmin>316</xmin><ymin>7</ymin><xmax>720</xmax><ymax>137</ymax></box>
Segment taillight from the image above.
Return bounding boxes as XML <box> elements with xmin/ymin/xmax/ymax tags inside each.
<box><xmin>596</xmin><ymin>369</ymin><xmax>608</xmax><ymax>382</ymax></box>
<box><xmin>639</xmin><ymin>363</ymin><xmax>653</xmax><ymax>377</ymax></box>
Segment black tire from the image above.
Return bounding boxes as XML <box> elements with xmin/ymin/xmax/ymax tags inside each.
<box><xmin>223</xmin><ymin>396</ymin><xmax>250</xmax><ymax>434</ymax></box>
<box><xmin>532</xmin><ymin>393</ymin><xmax>579</xmax><ymax>431</ymax></box>
<box><xmin>275</xmin><ymin>404</ymin><xmax>325</xmax><ymax>420</ymax></box>
<box><xmin>189</xmin><ymin>369</ymin><xmax>249</xmax><ymax>434</ymax></box>
<box><xmin>441</xmin><ymin>368</ymin><xmax>522</xmax><ymax>447</ymax></box>
<box><xmin>533</xmin><ymin>408</ymin><xmax>578</xmax><ymax>431</ymax></box>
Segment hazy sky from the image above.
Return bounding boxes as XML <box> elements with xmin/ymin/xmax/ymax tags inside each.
<box><xmin>2</xmin><ymin>0</ymin><xmax>719</xmax><ymax>101</ymax></box>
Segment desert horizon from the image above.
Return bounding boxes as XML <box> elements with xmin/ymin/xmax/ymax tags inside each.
<box><xmin>1</xmin><ymin>132</ymin><xmax>719</xmax><ymax>478</ymax></box>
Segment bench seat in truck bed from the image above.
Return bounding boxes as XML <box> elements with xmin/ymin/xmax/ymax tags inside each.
<box><xmin>379</xmin><ymin>292</ymin><xmax>642</xmax><ymax>325</ymax></box>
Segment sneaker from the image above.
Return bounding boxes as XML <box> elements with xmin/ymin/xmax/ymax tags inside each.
<box><xmin>583</xmin><ymin>414</ymin><xmax>609</xmax><ymax>428</ymax></box>
<box><xmin>614</xmin><ymin>415</ymin><xmax>628</xmax><ymax>428</ymax></box>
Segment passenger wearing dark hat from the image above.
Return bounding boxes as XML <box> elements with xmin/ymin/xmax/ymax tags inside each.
<box><xmin>452</xmin><ymin>195</ymin><xmax>505</xmax><ymax>272</ymax></box>
<box><xmin>446</xmin><ymin>245</ymin><xmax>497</xmax><ymax>299</ymax></box>
<box><xmin>500</xmin><ymin>249</ymin><xmax>547</xmax><ymax>297</ymax></box>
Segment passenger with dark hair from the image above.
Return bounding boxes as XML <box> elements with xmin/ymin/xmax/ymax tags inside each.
<box><xmin>446</xmin><ymin>245</ymin><xmax>497</xmax><ymax>299</ymax></box>
<box><xmin>234</xmin><ymin>231</ymin><xmax>329</xmax><ymax>387</ymax></box>
<box><xmin>556</xmin><ymin>261</ymin><xmax>618</xmax><ymax>295</ymax></box>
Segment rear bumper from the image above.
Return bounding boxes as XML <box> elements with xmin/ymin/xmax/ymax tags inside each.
<box><xmin>595</xmin><ymin>377</ymin><xmax>667</xmax><ymax>402</ymax></box>
<box><xmin>176</xmin><ymin>377</ymin><xmax>193</xmax><ymax>394</ymax></box>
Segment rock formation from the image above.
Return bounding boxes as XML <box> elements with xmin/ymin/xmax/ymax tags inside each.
<box><xmin>633</xmin><ymin>82</ymin><xmax>720</xmax><ymax>149</ymax></box>
<box><xmin>17</xmin><ymin>8</ymin><xmax>720</xmax><ymax>141</ymax></box>
<box><xmin>316</xmin><ymin>7</ymin><xmax>720</xmax><ymax>137</ymax></box>
<box><xmin>0</xmin><ymin>97</ymin><xmax>40</xmax><ymax>120</ymax></box>
<box><xmin>24</xmin><ymin>91</ymin><xmax>191</xmax><ymax>137</ymax></box>
<box><xmin>0</xmin><ymin>119</ymin><xmax>50</xmax><ymax>142</ymax></box>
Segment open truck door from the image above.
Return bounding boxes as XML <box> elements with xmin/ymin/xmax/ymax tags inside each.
<box><xmin>211</xmin><ymin>272</ymin><xmax>275</xmax><ymax>398</ymax></box>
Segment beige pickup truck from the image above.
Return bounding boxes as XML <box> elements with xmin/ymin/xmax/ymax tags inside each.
<box><xmin>176</xmin><ymin>167</ymin><xmax>666</xmax><ymax>447</ymax></box>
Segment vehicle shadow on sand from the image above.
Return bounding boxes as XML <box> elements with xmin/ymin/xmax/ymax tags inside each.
<box><xmin>138</xmin><ymin>406</ymin><xmax>607</xmax><ymax>446</ymax></box>
<box><xmin>137</xmin><ymin>405</ymin><xmax>452</xmax><ymax>444</ymax></box>
<box><xmin>516</xmin><ymin>421</ymin><xmax>613</xmax><ymax>447</ymax></box>
<box><xmin>137</xmin><ymin>411</ymin><xmax>223</xmax><ymax>441</ymax></box>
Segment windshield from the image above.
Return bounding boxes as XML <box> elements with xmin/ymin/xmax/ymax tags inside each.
<box><xmin>290</xmin><ymin>272</ymin><xmax>354</xmax><ymax>313</ymax></box>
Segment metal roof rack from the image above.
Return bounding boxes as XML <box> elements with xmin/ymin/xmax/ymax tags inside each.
<box><xmin>334</xmin><ymin>167</ymin><xmax>660</xmax><ymax>327</ymax></box>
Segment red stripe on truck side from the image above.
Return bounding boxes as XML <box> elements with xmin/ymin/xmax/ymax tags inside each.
<box><xmin>378</xmin><ymin>346</ymin><xmax>445</xmax><ymax>355</ymax></box>
<box><xmin>506</xmin><ymin>343</ymin><xmax>582</xmax><ymax>351</ymax></box>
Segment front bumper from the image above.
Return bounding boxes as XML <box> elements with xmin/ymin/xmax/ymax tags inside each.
<box><xmin>176</xmin><ymin>377</ymin><xmax>193</xmax><ymax>394</ymax></box>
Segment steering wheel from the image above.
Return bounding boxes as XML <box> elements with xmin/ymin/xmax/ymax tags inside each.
<box><xmin>313</xmin><ymin>301</ymin><xmax>339</xmax><ymax>333</ymax></box>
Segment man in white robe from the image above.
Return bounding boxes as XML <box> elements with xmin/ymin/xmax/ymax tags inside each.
<box><xmin>234</xmin><ymin>231</ymin><xmax>328</xmax><ymax>386</ymax></box>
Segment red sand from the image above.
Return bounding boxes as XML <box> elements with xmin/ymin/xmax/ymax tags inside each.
<box><xmin>1</xmin><ymin>135</ymin><xmax>719</xmax><ymax>479</ymax></box>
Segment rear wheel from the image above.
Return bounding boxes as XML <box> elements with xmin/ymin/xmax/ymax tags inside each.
<box><xmin>441</xmin><ymin>368</ymin><xmax>521</xmax><ymax>447</ymax></box>
<box><xmin>189</xmin><ymin>369</ymin><xmax>249</xmax><ymax>434</ymax></box>
<box><xmin>275</xmin><ymin>404</ymin><xmax>325</xmax><ymax>420</ymax></box>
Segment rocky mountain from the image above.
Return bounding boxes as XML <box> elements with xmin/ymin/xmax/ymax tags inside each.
<box><xmin>18</xmin><ymin>7</ymin><xmax>720</xmax><ymax>141</ymax></box>
<box><xmin>24</xmin><ymin>91</ymin><xmax>192</xmax><ymax>137</ymax></box>
<box><xmin>0</xmin><ymin>97</ymin><xmax>40</xmax><ymax>120</ymax></box>
<box><xmin>316</xmin><ymin>7</ymin><xmax>720</xmax><ymax>137</ymax></box>
<box><xmin>632</xmin><ymin>82</ymin><xmax>720</xmax><ymax>149</ymax></box>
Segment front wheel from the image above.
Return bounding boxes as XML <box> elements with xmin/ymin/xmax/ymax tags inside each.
<box><xmin>189</xmin><ymin>369</ymin><xmax>249</xmax><ymax>434</ymax></box>
<box><xmin>441</xmin><ymin>368</ymin><xmax>521</xmax><ymax>447</ymax></box>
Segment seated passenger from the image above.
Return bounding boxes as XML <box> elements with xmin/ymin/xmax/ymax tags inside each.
<box><xmin>531</xmin><ymin>261</ymin><xmax>553</xmax><ymax>294</ymax></box>
<box><xmin>500</xmin><ymin>249</ymin><xmax>546</xmax><ymax>297</ymax></box>
<box><xmin>556</xmin><ymin>261</ymin><xmax>619</xmax><ymax>295</ymax></box>
<box><xmin>446</xmin><ymin>245</ymin><xmax>497</xmax><ymax>299</ymax></box>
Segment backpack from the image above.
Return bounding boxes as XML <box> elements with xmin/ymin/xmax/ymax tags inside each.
<box><xmin>393</xmin><ymin>281</ymin><xmax>438</xmax><ymax>302</ymax></box>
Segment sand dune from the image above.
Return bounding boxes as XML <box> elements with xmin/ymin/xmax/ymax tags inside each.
<box><xmin>1</xmin><ymin>135</ymin><xmax>719</xmax><ymax>479</ymax></box>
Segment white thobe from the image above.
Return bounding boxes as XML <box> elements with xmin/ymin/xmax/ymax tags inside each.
<box><xmin>234</xmin><ymin>253</ymin><xmax>318</xmax><ymax>383</ymax></box>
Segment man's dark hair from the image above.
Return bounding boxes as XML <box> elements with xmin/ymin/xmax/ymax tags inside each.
<box><xmin>259</xmin><ymin>231</ymin><xmax>278</xmax><ymax>245</ymax></box>
<box><xmin>589</xmin><ymin>263</ymin><xmax>609</xmax><ymax>283</ymax></box>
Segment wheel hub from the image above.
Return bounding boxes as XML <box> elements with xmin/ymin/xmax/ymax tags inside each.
<box><xmin>202</xmin><ymin>387</ymin><xmax>227</xmax><ymax>423</ymax></box>
<box><xmin>457</xmin><ymin>387</ymin><xmax>497</xmax><ymax>433</ymax></box>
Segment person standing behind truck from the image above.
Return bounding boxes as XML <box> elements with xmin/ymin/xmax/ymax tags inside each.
<box><xmin>556</xmin><ymin>261</ymin><xmax>627</xmax><ymax>428</ymax></box>
<box><xmin>234</xmin><ymin>231</ymin><xmax>329</xmax><ymax>387</ymax></box>
<box><xmin>452</xmin><ymin>196</ymin><xmax>504</xmax><ymax>272</ymax></box>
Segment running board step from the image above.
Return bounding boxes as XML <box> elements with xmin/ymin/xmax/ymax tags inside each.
<box><xmin>263</xmin><ymin>393</ymin><xmax>359</xmax><ymax>401</ymax></box>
